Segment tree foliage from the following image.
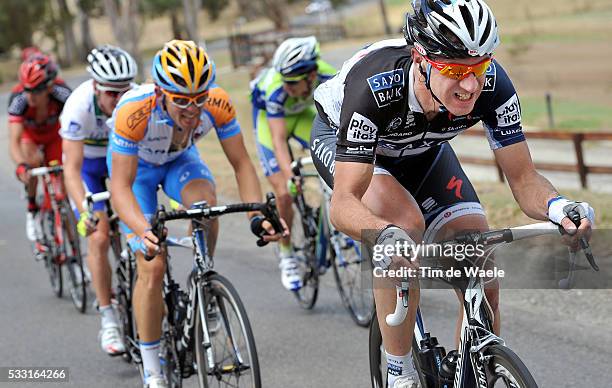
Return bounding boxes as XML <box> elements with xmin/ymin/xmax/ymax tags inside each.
<box><xmin>0</xmin><ymin>1</ymin><xmax>50</xmax><ymax>53</ymax></box>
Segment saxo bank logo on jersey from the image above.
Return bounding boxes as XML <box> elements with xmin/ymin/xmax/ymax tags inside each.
<box><xmin>367</xmin><ymin>69</ymin><xmax>404</xmax><ymax>107</ymax></box>
<box><xmin>347</xmin><ymin>112</ymin><xmax>377</xmax><ymax>143</ymax></box>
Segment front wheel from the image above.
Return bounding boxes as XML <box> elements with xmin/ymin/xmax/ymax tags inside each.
<box><xmin>60</xmin><ymin>202</ymin><xmax>87</xmax><ymax>313</ymax></box>
<box><xmin>369</xmin><ymin>309</ymin><xmax>426</xmax><ymax>388</ymax></box>
<box><xmin>484</xmin><ymin>345</ymin><xmax>538</xmax><ymax>388</ymax></box>
<box><xmin>195</xmin><ymin>273</ymin><xmax>261</xmax><ymax>388</ymax></box>
<box><xmin>39</xmin><ymin>208</ymin><xmax>63</xmax><ymax>297</ymax></box>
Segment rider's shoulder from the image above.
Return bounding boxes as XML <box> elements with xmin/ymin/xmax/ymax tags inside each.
<box><xmin>50</xmin><ymin>79</ymin><xmax>72</xmax><ymax>103</ymax></box>
<box><xmin>113</xmin><ymin>84</ymin><xmax>156</xmax><ymax>141</ymax></box>
<box><xmin>204</xmin><ymin>85</ymin><xmax>236</xmax><ymax>126</ymax></box>
<box><xmin>64</xmin><ymin>80</ymin><xmax>94</xmax><ymax>107</ymax></box>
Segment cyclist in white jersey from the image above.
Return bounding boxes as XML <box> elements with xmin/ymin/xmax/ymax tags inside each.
<box><xmin>60</xmin><ymin>45</ymin><xmax>137</xmax><ymax>356</ymax></box>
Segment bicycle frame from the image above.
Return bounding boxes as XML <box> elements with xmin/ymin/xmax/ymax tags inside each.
<box><xmin>384</xmin><ymin>221</ymin><xmax>598</xmax><ymax>388</ymax></box>
<box><xmin>31</xmin><ymin>166</ymin><xmax>69</xmax><ymax>263</ymax></box>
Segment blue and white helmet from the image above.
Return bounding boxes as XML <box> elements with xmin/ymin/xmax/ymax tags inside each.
<box><xmin>405</xmin><ymin>0</ymin><xmax>500</xmax><ymax>58</ymax></box>
<box><xmin>272</xmin><ymin>36</ymin><xmax>319</xmax><ymax>77</ymax></box>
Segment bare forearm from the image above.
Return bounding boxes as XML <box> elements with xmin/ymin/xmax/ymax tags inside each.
<box><xmin>271</xmin><ymin>136</ymin><xmax>294</xmax><ymax>178</ymax></box>
<box><xmin>64</xmin><ymin>169</ymin><xmax>87</xmax><ymax>214</ymax></box>
<box><xmin>509</xmin><ymin>171</ymin><xmax>559</xmax><ymax>220</ymax></box>
<box><xmin>234</xmin><ymin>162</ymin><xmax>263</xmax><ymax>218</ymax></box>
<box><xmin>330</xmin><ymin>192</ymin><xmax>389</xmax><ymax>241</ymax></box>
<box><xmin>111</xmin><ymin>181</ymin><xmax>150</xmax><ymax>236</ymax></box>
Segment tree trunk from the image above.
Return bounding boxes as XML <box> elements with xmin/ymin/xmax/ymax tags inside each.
<box><xmin>378</xmin><ymin>0</ymin><xmax>392</xmax><ymax>36</ymax></box>
<box><xmin>103</xmin><ymin>0</ymin><xmax>143</xmax><ymax>82</ymax></box>
<box><xmin>261</xmin><ymin>0</ymin><xmax>289</xmax><ymax>31</ymax></box>
<box><xmin>182</xmin><ymin>0</ymin><xmax>199</xmax><ymax>43</ymax></box>
<box><xmin>77</xmin><ymin>2</ymin><xmax>95</xmax><ymax>58</ymax></box>
<box><xmin>122</xmin><ymin>0</ymin><xmax>143</xmax><ymax>82</ymax></box>
<box><xmin>103</xmin><ymin>0</ymin><xmax>126</xmax><ymax>46</ymax></box>
<box><xmin>170</xmin><ymin>9</ymin><xmax>183</xmax><ymax>39</ymax></box>
<box><xmin>235</xmin><ymin>0</ymin><xmax>259</xmax><ymax>21</ymax></box>
<box><xmin>56</xmin><ymin>0</ymin><xmax>78</xmax><ymax>66</ymax></box>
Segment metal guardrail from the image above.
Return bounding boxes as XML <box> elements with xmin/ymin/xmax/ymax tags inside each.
<box><xmin>458</xmin><ymin>128</ymin><xmax>612</xmax><ymax>189</ymax></box>
<box><xmin>228</xmin><ymin>23</ymin><xmax>346</xmax><ymax>69</ymax></box>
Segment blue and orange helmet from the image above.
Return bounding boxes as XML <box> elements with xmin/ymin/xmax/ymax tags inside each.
<box><xmin>151</xmin><ymin>40</ymin><xmax>216</xmax><ymax>94</ymax></box>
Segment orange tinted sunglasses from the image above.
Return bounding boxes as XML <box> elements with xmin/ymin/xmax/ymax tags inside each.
<box><xmin>423</xmin><ymin>55</ymin><xmax>493</xmax><ymax>80</ymax></box>
<box><xmin>161</xmin><ymin>89</ymin><xmax>208</xmax><ymax>109</ymax></box>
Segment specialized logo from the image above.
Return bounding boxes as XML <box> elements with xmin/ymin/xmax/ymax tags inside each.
<box><xmin>482</xmin><ymin>61</ymin><xmax>496</xmax><ymax>92</ymax></box>
<box><xmin>495</xmin><ymin>94</ymin><xmax>521</xmax><ymax>127</ymax></box>
<box><xmin>367</xmin><ymin>69</ymin><xmax>404</xmax><ymax>107</ymax></box>
<box><xmin>347</xmin><ymin>112</ymin><xmax>377</xmax><ymax>143</ymax></box>
<box><xmin>446</xmin><ymin>176</ymin><xmax>464</xmax><ymax>200</ymax></box>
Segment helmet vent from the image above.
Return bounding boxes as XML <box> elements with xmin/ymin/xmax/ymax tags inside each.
<box><xmin>459</xmin><ymin>5</ymin><xmax>475</xmax><ymax>40</ymax></box>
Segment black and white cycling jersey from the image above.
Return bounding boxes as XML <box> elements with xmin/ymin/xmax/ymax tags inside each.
<box><xmin>313</xmin><ymin>39</ymin><xmax>524</xmax><ymax>164</ymax></box>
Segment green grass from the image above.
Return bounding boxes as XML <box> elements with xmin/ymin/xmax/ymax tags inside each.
<box><xmin>520</xmin><ymin>96</ymin><xmax>612</xmax><ymax>131</ymax></box>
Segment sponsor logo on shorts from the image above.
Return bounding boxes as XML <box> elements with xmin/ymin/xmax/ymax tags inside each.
<box><xmin>367</xmin><ymin>69</ymin><xmax>404</xmax><ymax>107</ymax></box>
<box><xmin>347</xmin><ymin>112</ymin><xmax>377</xmax><ymax>143</ymax></box>
<box><xmin>495</xmin><ymin>94</ymin><xmax>521</xmax><ymax>128</ymax></box>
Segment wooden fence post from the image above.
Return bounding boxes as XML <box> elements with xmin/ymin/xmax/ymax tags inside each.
<box><xmin>572</xmin><ymin>133</ymin><xmax>587</xmax><ymax>189</ymax></box>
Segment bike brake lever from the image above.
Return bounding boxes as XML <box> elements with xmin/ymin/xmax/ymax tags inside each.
<box><xmin>567</xmin><ymin>210</ymin><xmax>599</xmax><ymax>272</ymax></box>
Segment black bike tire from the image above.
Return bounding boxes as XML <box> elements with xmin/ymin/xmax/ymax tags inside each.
<box><xmin>330</xmin><ymin>239</ymin><xmax>373</xmax><ymax>327</ymax></box>
<box><xmin>39</xmin><ymin>206</ymin><xmax>63</xmax><ymax>298</ymax></box>
<box><xmin>194</xmin><ymin>273</ymin><xmax>261</xmax><ymax>388</ymax></box>
<box><xmin>291</xmin><ymin>203</ymin><xmax>319</xmax><ymax>310</ymax></box>
<box><xmin>369</xmin><ymin>310</ymin><xmax>427</xmax><ymax>388</ymax></box>
<box><xmin>60</xmin><ymin>202</ymin><xmax>87</xmax><ymax>313</ymax></box>
<box><xmin>484</xmin><ymin>345</ymin><xmax>538</xmax><ymax>388</ymax></box>
<box><xmin>115</xmin><ymin>240</ymin><xmax>138</xmax><ymax>365</ymax></box>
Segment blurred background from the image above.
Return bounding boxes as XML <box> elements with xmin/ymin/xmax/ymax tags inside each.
<box><xmin>1</xmin><ymin>2</ymin><xmax>612</xmax><ymax>387</ymax></box>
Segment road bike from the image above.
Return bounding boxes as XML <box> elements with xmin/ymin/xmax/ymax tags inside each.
<box><xmin>369</xmin><ymin>214</ymin><xmax>598</xmax><ymax>387</ymax></box>
<box><xmin>30</xmin><ymin>162</ymin><xmax>87</xmax><ymax>313</ymax></box>
<box><xmin>289</xmin><ymin>156</ymin><xmax>375</xmax><ymax>327</ymax></box>
<box><xmin>145</xmin><ymin>193</ymin><xmax>284</xmax><ymax>388</ymax></box>
<box><xmin>84</xmin><ymin>191</ymin><xmax>138</xmax><ymax>363</ymax></box>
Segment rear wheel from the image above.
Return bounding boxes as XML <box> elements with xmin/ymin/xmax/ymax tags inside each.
<box><xmin>330</xmin><ymin>233</ymin><xmax>374</xmax><ymax>327</ymax></box>
<box><xmin>60</xmin><ymin>202</ymin><xmax>87</xmax><ymax>313</ymax></box>
<box><xmin>195</xmin><ymin>273</ymin><xmax>261</xmax><ymax>388</ymax></box>
<box><xmin>290</xmin><ymin>203</ymin><xmax>319</xmax><ymax>309</ymax></box>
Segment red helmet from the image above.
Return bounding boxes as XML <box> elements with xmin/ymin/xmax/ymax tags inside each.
<box><xmin>19</xmin><ymin>54</ymin><xmax>58</xmax><ymax>90</ymax></box>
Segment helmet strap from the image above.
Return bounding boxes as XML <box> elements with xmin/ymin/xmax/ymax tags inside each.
<box><xmin>418</xmin><ymin>62</ymin><xmax>445</xmax><ymax>111</ymax></box>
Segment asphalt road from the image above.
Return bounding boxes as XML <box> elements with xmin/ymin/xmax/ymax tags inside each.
<box><xmin>1</xmin><ymin>47</ymin><xmax>612</xmax><ymax>388</ymax></box>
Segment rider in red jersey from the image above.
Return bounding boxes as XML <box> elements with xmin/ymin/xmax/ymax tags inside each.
<box><xmin>8</xmin><ymin>53</ymin><xmax>72</xmax><ymax>241</ymax></box>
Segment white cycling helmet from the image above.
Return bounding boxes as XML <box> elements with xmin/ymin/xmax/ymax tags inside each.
<box><xmin>272</xmin><ymin>36</ymin><xmax>319</xmax><ymax>77</ymax></box>
<box><xmin>405</xmin><ymin>0</ymin><xmax>499</xmax><ymax>58</ymax></box>
<box><xmin>87</xmin><ymin>45</ymin><xmax>137</xmax><ymax>87</ymax></box>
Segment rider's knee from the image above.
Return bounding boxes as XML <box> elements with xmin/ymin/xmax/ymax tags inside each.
<box><xmin>137</xmin><ymin>258</ymin><xmax>165</xmax><ymax>288</ymax></box>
